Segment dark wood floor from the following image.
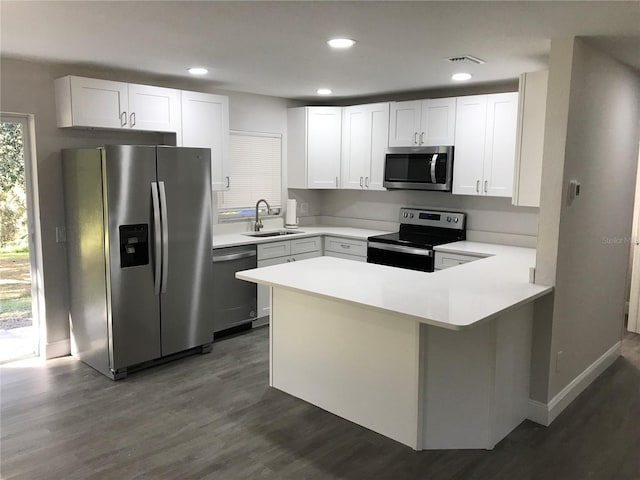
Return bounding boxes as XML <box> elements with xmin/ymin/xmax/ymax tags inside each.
<box><xmin>2</xmin><ymin>327</ymin><xmax>640</xmax><ymax>480</ymax></box>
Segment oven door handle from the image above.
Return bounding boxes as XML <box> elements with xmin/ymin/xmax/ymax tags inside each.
<box><xmin>368</xmin><ymin>242</ymin><xmax>433</xmax><ymax>257</ymax></box>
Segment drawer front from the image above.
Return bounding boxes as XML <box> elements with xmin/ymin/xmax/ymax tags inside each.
<box><xmin>257</xmin><ymin>241</ymin><xmax>291</xmax><ymax>260</ymax></box>
<box><xmin>291</xmin><ymin>236</ymin><xmax>322</xmax><ymax>255</ymax></box>
<box><xmin>258</xmin><ymin>256</ymin><xmax>290</xmax><ymax>267</ymax></box>
<box><xmin>324</xmin><ymin>236</ymin><xmax>367</xmax><ymax>256</ymax></box>
<box><xmin>324</xmin><ymin>251</ymin><xmax>366</xmax><ymax>262</ymax></box>
<box><xmin>434</xmin><ymin>251</ymin><xmax>483</xmax><ymax>270</ymax></box>
<box><xmin>291</xmin><ymin>251</ymin><xmax>322</xmax><ymax>262</ymax></box>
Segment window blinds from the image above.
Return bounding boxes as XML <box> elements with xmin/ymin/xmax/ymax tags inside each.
<box><xmin>217</xmin><ymin>131</ymin><xmax>282</xmax><ymax>212</ymax></box>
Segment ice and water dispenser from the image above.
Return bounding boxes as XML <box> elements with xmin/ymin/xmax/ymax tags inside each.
<box><xmin>119</xmin><ymin>224</ymin><xmax>149</xmax><ymax>268</ymax></box>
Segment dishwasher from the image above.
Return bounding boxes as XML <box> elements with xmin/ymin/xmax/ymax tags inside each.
<box><xmin>211</xmin><ymin>245</ymin><xmax>258</xmax><ymax>334</ymax></box>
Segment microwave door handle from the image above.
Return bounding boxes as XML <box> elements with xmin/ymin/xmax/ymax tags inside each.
<box><xmin>430</xmin><ymin>154</ymin><xmax>438</xmax><ymax>183</ymax></box>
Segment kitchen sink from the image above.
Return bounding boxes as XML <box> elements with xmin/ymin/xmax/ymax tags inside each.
<box><xmin>243</xmin><ymin>230</ymin><xmax>305</xmax><ymax>238</ymax></box>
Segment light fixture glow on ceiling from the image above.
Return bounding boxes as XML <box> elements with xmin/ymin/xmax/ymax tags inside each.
<box><xmin>188</xmin><ymin>67</ymin><xmax>208</xmax><ymax>75</ymax></box>
<box><xmin>327</xmin><ymin>38</ymin><xmax>356</xmax><ymax>49</ymax></box>
<box><xmin>317</xmin><ymin>88</ymin><xmax>333</xmax><ymax>95</ymax></box>
<box><xmin>451</xmin><ymin>72</ymin><xmax>472</xmax><ymax>81</ymax></box>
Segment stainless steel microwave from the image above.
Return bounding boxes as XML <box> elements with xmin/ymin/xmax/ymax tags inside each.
<box><xmin>383</xmin><ymin>146</ymin><xmax>454</xmax><ymax>191</ymax></box>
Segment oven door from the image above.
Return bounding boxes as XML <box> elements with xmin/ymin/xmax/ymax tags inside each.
<box><xmin>383</xmin><ymin>146</ymin><xmax>453</xmax><ymax>191</ymax></box>
<box><xmin>367</xmin><ymin>241</ymin><xmax>434</xmax><ymax>272</ymax></box>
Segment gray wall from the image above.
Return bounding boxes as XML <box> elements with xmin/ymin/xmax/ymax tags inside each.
<box><xmin>535</xmin><ymin>38</ymin><xmax>640</xmax><ymax>401</ymax></box>
<box><xmin>0</xmin><ymin>57</ymin><xmax>292</xmax><ymax>357</ymax></box>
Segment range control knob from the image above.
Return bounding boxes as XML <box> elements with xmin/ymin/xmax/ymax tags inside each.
<box><xmin>446</xmin><ymin>216</ymin><xmax>452</xmax><ymax>222</ymax></box>
<box><xmin>403</xmin><ymin>212</ymin><xmax>408</xmax><ymax>218</ymax></box>
<box><xmin>409</xmin><ymin>213</ymin><xmax>414</xmax><ymax>218</ymax></box>
<box><xmin>454</xmin><ymin>218</ymin><xmax>459</xmax><ymax>223</ymax></box>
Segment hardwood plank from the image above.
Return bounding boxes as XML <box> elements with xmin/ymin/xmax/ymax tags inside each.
<box><xmin>2</xmin><ymin>328</ymin><xmax>640</xmax><ymax>479</ymax></box>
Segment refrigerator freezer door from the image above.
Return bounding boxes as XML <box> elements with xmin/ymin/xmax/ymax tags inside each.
<box><xmin>104</xmin><ymin>145</ymin><xmax>162</xmax><ymax>369</ymax></box>
<box><xmin>157</xmin><ymin>146</ymin><xmax>215</xmax><ymax>355</ymax></box>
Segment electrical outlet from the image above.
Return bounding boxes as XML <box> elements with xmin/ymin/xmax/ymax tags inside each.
<box><xmin>555</xmin><ymin>350</ymin><xmax>564</xmax><ymax>372</ymax></box>
<box><xmin>300</xmin><ymin>202</ymin><xmax>309</xmax><ymax>214</ymax></box>
<box><xmin>56</xmin><ymin>226</ymin><xmax>66</xmax><ymax>243</ymax></box>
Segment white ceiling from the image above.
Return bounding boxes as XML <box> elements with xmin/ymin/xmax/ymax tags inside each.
<box><xmin>1</xmin><ymin>1</ymin><xmax>639</xmax><ymax>101</ymax></box>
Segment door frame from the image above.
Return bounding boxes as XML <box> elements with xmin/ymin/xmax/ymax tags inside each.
<box><xmin>1</xmin><ymin>112</ymin><xmax>45</xmax><ymax>356</ymax></box>
<box><xmin>627</xmin><ymin>143</ymin><xmax>640</xmax><ymax>334</ymax></box>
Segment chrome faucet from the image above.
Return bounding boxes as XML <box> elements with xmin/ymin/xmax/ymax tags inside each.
<box><xmin>254</xmin><ymin>198</ymin><xmax>271</xmax><ymax>231</ymax></box>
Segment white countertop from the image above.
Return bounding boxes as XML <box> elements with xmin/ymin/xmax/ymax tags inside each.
<box><xmin>236</xmin><ymin>241</ymin><xmax>553</xmax><ymax>330</ymax></box>
<box><xmin>212</xmin><ymin>226</ymin><xmax>390</xmax><ymax>249</ymax></box>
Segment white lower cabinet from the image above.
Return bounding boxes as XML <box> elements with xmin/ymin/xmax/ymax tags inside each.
<box><xmin>256</xmin><ymin>237</ymin><xmax>322</xmax><ymax>320</ymax></box>
<box><xmin>323</xmin><ymin>236</ymin><xmax>367</xmax><ymax>261</ymax></box>
<box><xmin>434</xmin><ymin>251</ymin><xmax>484</xmax><ymax>270</ymax></box>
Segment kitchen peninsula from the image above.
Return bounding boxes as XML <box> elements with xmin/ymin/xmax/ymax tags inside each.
<box><xmin>237</xmin><ymin>243</ymin><xmax>553</xmax><ymax>450</ymax></box>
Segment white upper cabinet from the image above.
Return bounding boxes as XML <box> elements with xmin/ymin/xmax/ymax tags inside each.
<box><xmin>389</xmin><ymin>98</ymin><xmax>456</xmax><ymax>147</ymax></box>
<box><xmin>421</xmin><ymin>98</ymin><xmax>457</xmax><ymax>146</ymax></box>
<box><xmin>512</xmin><ymin>70</ymin><xmax>549</xmax><ymax>207</ymax></box>
<box><xmin>55</xmin><ymin>76</ymin><xmax>128</xmax><ymax>129</ymax></box>
<box><xmin>453</xmin><ymin>92</ymin><xmax>518</xmax><ymax>197</ymax></box>
<box><xmin>55</xmin><ymin>76</ymin><xmax>179</xmax><ymax>132</ymax></box>
<box><xmin>128</xmin><ymin>84</ymin><xmax>180</xmax><ymax>132</ymax></box>
<box><xmin>341</xmin><ymin>103</ymin><xmax>390</xmax><ymax>190</ymax></box>
<box><xmin>288</xmin><ymin>107</ymin><xmax>342</xmax><ymax>189</ymax></box>
<box><xmin>179</xmin><ymin>91</ymin><xmax>230</xmax><ymax>191</ymax></box>
<box><xmin>388</xmin><ymin>100</ymin><xmax>422</xmax><ymax>147</ymax></box>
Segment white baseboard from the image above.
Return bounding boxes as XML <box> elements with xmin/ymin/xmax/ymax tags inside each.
<box><xmin>527</xmin><ymin>341</ymin><xmax>621</xmax><ymax>426</ymax></box>
<box><xmin>44</xmin><ymin>338</ymin><xmax>70</xmax><ymax>359</ymax></box>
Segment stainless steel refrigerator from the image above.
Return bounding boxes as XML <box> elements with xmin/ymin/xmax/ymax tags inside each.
<box><xmin>62</xmin><ymin>145</ymin><xmax>215</xmax><ymax>379</ymax></box>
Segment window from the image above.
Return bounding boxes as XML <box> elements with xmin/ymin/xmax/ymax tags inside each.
<box><xmin>217</xmin><ymin>131</ymin><xmax>282</xmax><ymax>219</ymax></box>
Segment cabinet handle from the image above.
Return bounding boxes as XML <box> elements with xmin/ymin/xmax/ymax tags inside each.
<box><xmin>130</xmin><ymin>112</ymin><xmax>136</xmax><ymax>127</ymax></box>
<box><xmin>476</xmin><ymin>180</ymin><xmax>480</xmax><ymax>193</ymax></box>
<box><xmin>120</xmin><ymin>111</ymin><xmax>127</xmax><ymax>127</ymax></box>
<box><xmin>365</xmin><ymin>177</ymin><xmax>369</xmax><ymax>188</ymax></box>
<box><xmin>291</xmin><ymin>258</ymin><xmax>296</xmax><ymax>262</ymax></box>
<box><xmin>341</xmin><ymin>244</ymin><xmax>351</xmax><ymax>249</ymax></box>
<box><xmin>360</xmin><ymin>176</ymin><xmax>363</xmax><ymax>188</ymax></box>
<box><xmin>286</xmin><ymin>258</ymin><xmax>291</xmax><ymax>262</ymax></box>
<box><xmin>225</xmin><ymin>176</ymin><xmax>230</xmax><ymax>188</ymax></box>
<box><xmin>484</xmin><ymin>180</ymin><xmax>488</xmax><ymax>193</ymax></box>
<box><xmin>335</xmin><ymin>177</ymin><xmax>339</xmax><ymax>188</ymax></box>
<box><xmin>413</xmin><ymin>132</ymin><xmax>418</xmax><ymax>145</ymax></box>
<box><xmin>419</xmin><ymin>132</ymin><xmax>425</xmax><ymax>145</ymax></box>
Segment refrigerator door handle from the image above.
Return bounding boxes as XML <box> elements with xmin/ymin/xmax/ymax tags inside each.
<box><xmin>151</xmin><ymin>182</ymin><xmax>162</xmax><ymax>296</ymax></box>
<box><xmin>159</xmin><ymin>181</ymin><xmax>169</xmax><ymax>294</ymax></box>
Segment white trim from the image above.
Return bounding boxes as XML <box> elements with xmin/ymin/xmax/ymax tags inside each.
<box><xmin>44</xmin><ymin>338</ymin><xmax>70</xmax><ymax>359</ymax></box>
<box><xmin>527</xmin><ymin>341</ymin><xmax>621</xmax><ymax>426</ymax></box>
<box><xmin>1</xmin><ymin>113</ymin><xmax>45</xmax><ymax>358</ymax></box>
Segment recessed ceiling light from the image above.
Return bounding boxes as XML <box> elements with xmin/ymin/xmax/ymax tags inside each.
<box><xmin>317</xmin><ymin>88</ymin><xmax>333</xmax><ymax>95</ymax></box>
<box><xmin>188</xmin><ymin>67</ymin><xmax>208</xmax><ymax>75</ymax></box>
<box><xmin>451</xmin><ymin>72</ymin><xmax>472</xmax><ymax>81</ymax></box>
<box><xmin>327</xmin><ymin>38</ymin><xmax>356</xmax><ymax>49</ymax></box>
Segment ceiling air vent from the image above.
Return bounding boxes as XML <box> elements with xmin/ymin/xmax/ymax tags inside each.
<box><xmin>445</xmin><ymin>55</ymin><xmax>486</xmax><ymax>65</ymax></box>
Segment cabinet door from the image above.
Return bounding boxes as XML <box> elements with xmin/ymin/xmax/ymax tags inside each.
<box><xmin>128</xmin><ymin>84</ymin><xmax>180</xmax><ymax>133</ymax></box>
<box><xmin>483</xmin><ymin>93</ymin><xmax>518</xmax><ymax>197</ymax></box>
<box><xmin>388</xmin><ymin>100</ymin><xmax>421</xmax><ymax>147</ymax></box>
<box><xmin>341</xmin><ymin>106</ymin><xmax>371</xmax><ymax>189</ymax></box>
<box><xmin>180</xmin><ymin>91</ymin><xmax>230</xmax><ymax>191</ymax></box>
<box><xmin>368</xmin><ymin>103</ymin><xmax>390</xmax><ymax>190</ymax></box>
<box><xmin>69</xmin><ymin>76</ymin><xmax>128</xmax><ymax>129</ymax></box>
<box><xmin>307</xmin><ymin>107</ymin><xmax>342</xmax><ymax>189</ymax></box>
<box><xmin>256</xmin><ymin>256</ymin><xmax>290</xmax><ymax>319</ymax></box>
<box><xmin>453</xmin><ymin>95</ymin><xmax>487</xmax><ymax>195</ymax></box>
<box><xmin>421</xmin><ymin>98</ymin><xmax>456</xmax><ymax>146</ymax></box>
